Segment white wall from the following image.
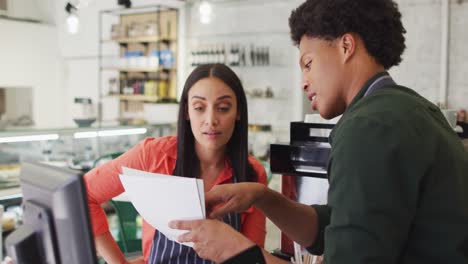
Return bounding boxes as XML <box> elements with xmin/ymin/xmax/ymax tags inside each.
<box><xmin>4</xmin><ymin>88</ymin><xmax>33</xmax><ymax>120</ymax></box>
<box><xmin>183</xmin><ymin>0</ymin><xmax>468</xmax><ymax>135</ymax></box>
<box><xmin>6</xmin><ymin>0</ymin><xmax>56</xmax><ymax>24</ymax></box>
<box><xmin>447</xmin><ymin>0</ymin><xmax>468</xmax><ymax>110</ymax></box>
<box><xmin>0</xmin><ymin>19</ymin><xmax>62</xmax><ymax>128</ymax></box>
<box><xmin>185</xmin><ymin>0</ymin><xmax>304</xmax><ymax>142</ymax></box>
<box><xmin>390</xmin><ymin>0</ymin><xmax>468</xmax><ymax>111</ymax></box>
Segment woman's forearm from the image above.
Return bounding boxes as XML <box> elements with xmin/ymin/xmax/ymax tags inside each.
<box><xmin>95</xmin><ymin>231</ymin><xmax>127</xmax><ymax>264</ymax></box>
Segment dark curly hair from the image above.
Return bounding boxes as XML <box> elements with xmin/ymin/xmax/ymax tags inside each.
<box><xmin>289</xmin><ymin>0</ymin><xmax>406</xmax><ymax>69</ymax></box>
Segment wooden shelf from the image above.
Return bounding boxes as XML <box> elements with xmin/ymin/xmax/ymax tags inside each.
<box><xmin>102</xmin><ymin>36</ymin><xmax>176</xmax><ymax>44</ymax></box>
<box><xmin>101</xmin><ymin>67</ymin><xmax>176</xmax><ymax>73</ymax></box>
<box><xmin>99</xmin><ymin>7</ymin><xmax>179</xmax><ymax>124</ymax></box>
<box><xmin>109</xmin><ymin>95</ymin><xmax>177</xmax><ymax>102</ymax></box>
<box><xmin>115</xmin><ymin>95</ymin><xmax>160</xmax><ymax>102</ymax></box>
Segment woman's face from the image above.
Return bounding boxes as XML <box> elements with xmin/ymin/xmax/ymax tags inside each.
<box><xmin>187</xmin><ymin>77</ymin><xmax>239</xmax><ymax>152</ymax></box>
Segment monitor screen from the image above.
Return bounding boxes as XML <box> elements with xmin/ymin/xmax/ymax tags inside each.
<box><xmin>5</xmin><ymin>162</ymin><xmax>98</xmax><ymax>264</ymax></box>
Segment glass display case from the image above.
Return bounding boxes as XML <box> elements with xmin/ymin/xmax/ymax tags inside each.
<box><xmin>0</xmin><ymin>123</ymin><xmax>176</xmax><ymax>201</ymax></box>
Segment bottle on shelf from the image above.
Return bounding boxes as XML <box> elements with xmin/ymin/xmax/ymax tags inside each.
<box><xmin>221</xmin><ymin>44</ymin><xmax>226</xmax><ymax>64</ymax></box>
<box><xmin>265</xmin><ymin>46</ymin><xmax>270</xmax><ymax>66</ymax></box>
<box><xmin>250</xmin><ymin>44</ymin><xmax>256</xmax><ymax>66</ymax></box>
<box><xmin>189</xmin><ymin>42</ymin><xmax>272</xmax><ymax>67</ymax></box>
<box><xmin>209</xmin><ymin>45</ymin><xmax>216</xmax><ymax>64</ymax></box>
<box><xmin>216</xmin><ymin>44</ymin><xmax>223</xmax><ymax>64</ymax></box>
<box><xmin>234</xmin><ymin>44</ymin><xmax>240</xmax><ymax>66</ymax></box>
<box><xmin>240</xmin><ymin>46</ymin><xmax>246</xmax><ymax>66</ymax></box>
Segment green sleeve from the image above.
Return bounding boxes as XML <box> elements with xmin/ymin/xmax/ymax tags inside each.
<box><xmin>306</xmin><ymin>204</ymin><xmax>331</xmax><ymax>255</ymax></box>
<box><xmin>325</xmin><ymin>117</ymin><xmax>424</xmax><ymax>263</ymax></box>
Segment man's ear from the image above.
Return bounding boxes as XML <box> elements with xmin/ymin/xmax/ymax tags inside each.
<box><xmin>340</xmin><ymin>33</ymin><xmax>356</xmax><ymax>63</ymax></box>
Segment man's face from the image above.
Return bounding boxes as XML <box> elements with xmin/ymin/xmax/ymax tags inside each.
<box><xmin>299</xmin><ymin>36</ymin><xmax>346</xmax><ymax>119</ymax></box>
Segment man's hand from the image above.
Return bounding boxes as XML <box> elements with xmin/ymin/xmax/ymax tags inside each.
<box><xmin>169</xmin><ymin>219</ymin><xmax>255</xmax><ymax>263</ymax></box>
<box><xmin>206</xmin><ymin>182</ymin><xmax>266</xmax><ymax>219</ymax></box>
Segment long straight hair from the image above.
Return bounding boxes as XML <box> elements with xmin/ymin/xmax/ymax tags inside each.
<box><xmin>172</xmin><ymin>64</ymin><xmax>257</xmax><ymax>183</ymax></box>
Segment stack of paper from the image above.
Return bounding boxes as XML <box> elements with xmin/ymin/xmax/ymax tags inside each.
<box><xmin>119</xmin><ymin>167</ymin><xmax>205</xmax><ymax>246</ymax></box>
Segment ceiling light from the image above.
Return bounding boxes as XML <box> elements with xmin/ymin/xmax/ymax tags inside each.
<box><xmin>0</xmin><ymin>134</ymin><xmax>59</xmax><ymax>144</ymax></box>
<box><xmin>199</xmin><ymin>1</ymin><xmax>212</xmax><ymax>24</ymax></box>
<box><xmin>73</xmin><ymin>128</ymin><xmax>147</xmax><ymax>139</ymax></box>
<box><xmin>98</xmin><ymin>128</ymin><xmax>147</xmax><ymax>137</ymax></box>
<box><xmin>65</xmin><ymin>2</ymin><xmax>80</xmax><ymax>34</ymax></box>
<box><xmin>66</xmin><ymin>13</ymin><xmax>80</xmax><ymax>34</ymax></box>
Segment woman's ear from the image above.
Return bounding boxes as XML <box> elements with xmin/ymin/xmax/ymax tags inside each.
<box><xmin>236</xmin><ymin>111</ymin><xmax>240</xmax><ymax>121</ymax></box>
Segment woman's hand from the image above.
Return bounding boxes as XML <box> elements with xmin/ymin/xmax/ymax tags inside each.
<box><xmin>206</xmin><ymin>182</ymin><xmax>266</xmax><ymax>219</ymax></box>
<box><xmin>169</xmin><ymin>219</ymin><xmax>254</xmax><ymax>263</ymax></box>
<box><xmin>126</xmin><ymin>256</ymin><xmax>145</xmax><ymax>264</ymax></box>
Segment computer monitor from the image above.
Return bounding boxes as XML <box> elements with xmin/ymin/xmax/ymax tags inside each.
<box><xmin>5</xmin><ymin>162</ymin><xmax>98</xmax><ymax>264</ymax></box>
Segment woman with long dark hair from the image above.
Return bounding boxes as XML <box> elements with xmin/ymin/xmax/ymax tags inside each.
<box><xmin>85</xmin><ymin>63</ymin><xmax>267</xmax><ymax>264</ymax></box>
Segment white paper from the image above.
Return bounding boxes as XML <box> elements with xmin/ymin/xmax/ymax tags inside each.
<box><xmin>119</xmin><ymin>167</ymin><xmax>205</xmax><ymax>247</ymax></box>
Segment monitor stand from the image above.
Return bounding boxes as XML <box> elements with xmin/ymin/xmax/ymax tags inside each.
<box><xmin>5</xmin><ymin>201</ymin><xmax>60</xmax><ymax>264</ymax></box>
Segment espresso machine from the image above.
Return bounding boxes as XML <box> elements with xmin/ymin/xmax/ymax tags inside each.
<box><xmin>270</xmin><ymin>120</ymin><xmax>335</xmax><ymax>255</ymax></box>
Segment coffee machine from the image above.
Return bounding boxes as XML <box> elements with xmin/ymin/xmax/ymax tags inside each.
<box><xmin>270</xmin><ymin>120</ymin><xmax>335</xmax><ymax>255</ymax></box>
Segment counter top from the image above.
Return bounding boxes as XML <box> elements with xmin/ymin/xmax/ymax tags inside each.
<box><xmin>0</xmin><ymin>161</ymin><xmax>72</xmax><ymax>202</ymax></box>
<box><xmin>0</xmin><ymin>187</ymin><xmax>21</xmax><ymax>201</ymax></box>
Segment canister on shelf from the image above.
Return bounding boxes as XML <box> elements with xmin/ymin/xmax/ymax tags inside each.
<box><xmin>159</xmin><ymin>50</ymin><xmax>174</xmax><ymax>68</ymax></box>
<box><xmin>158</xmin><ymin>81</ymin><xmax>169</xmax><ymax>98</ymax></box>
<box><xmin>128</xmin><ymin>22</ymin><xmax>145</xmax><ymax>38</ymax></box>
<box><xmin>111</xmin><ymin>24</ymin><xmax>127</xmax><ymax>39</ymax></box>
<box><xmin>144</xmin><ymin>21</ymin><xmax>159</xmax><ymax>37</ymax></box>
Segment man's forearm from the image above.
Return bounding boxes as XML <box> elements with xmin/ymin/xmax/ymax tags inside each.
<box><xmin>255</xmin><ymin>187</ymin><xmax>319</xmax><ymax>247</ymax></box>
<box><xmin>222</xmin><ymin>245</ymin><xmax>292</xmax><ymax>264</ymax></box>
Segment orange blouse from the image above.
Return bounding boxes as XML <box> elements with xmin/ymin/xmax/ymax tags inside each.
<box><xmin>84</xmin><ymin>136</ymin><xmax>267</xmax><ymax>262</ymax></box>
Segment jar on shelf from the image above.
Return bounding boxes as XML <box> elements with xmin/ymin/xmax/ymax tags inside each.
<box><xmin>249</xmin><ymin>124</ymin><xmax>274</xmax><ymax>160</ymax></box>
<box><xmin>144</xmin><ymin>80</ymin><xmax>157</xmax><ymax>96</ymax></box>
<box><xmin>158</xmin><ymin>81</ymin><xmax>169</xmax><ymax>98</ymax></box>
<box><xmin>128</xmin><ymin>22</ymin><xmax>145</xmax><ymax>38</ymax></box>
<box><xmin>125</xmin><ymin>51</ymin><xmax>144</xmax><ymax>68</ymax></box>
<box><xmin>159</xmin><ymin>50</ymin><xmax>174</xmax><ymax>68</ymax></box>
<box><xmin>144</xmin><ymin>21</ymin><xmax>159</xmax><ymax>37</ymax></box>
<box><xmin>111</xmin><ymin>24</ymin><xmax>127</xmax><ymax>39</ymax></box>
<box><xmin>149</xmin><ymin>50</ymin><xmax>160</xmax><ymax>68</ymax></box>
<box><xmin>108</xmin><ymin>78</ymin><xmax>119</xmax><ymax>95</ymax></box>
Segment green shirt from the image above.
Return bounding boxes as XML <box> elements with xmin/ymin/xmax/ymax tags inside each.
<box><xmin>308</xmin><ymin>72</ymin><xmax>468</xmax><ymax>263</ymax></box>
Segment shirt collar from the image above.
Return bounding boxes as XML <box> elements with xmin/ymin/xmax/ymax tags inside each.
<box><xmin>163</xmin><ymin>137</ymin><xmax>178</xmax><ymax>159</ymax></box>
<box><xmin>346</xmin><ymin>71</ymin><xmax>390</xmax><ymax>112</ymax></box>
<box><xmin>329</xmin><ymin>71</ymin><xmax>389</xmax><ymax>144</ymax></box>
<box><xmin>214</xmin><ymin>159</ymin><xmax>234</xmax><ymax>185</ymax></box>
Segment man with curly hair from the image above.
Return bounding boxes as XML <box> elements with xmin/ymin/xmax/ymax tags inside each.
<box><xmin>170</xmin><ymin>0</ymin><xmax>468</xmax><ymax>263</ymax></box>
